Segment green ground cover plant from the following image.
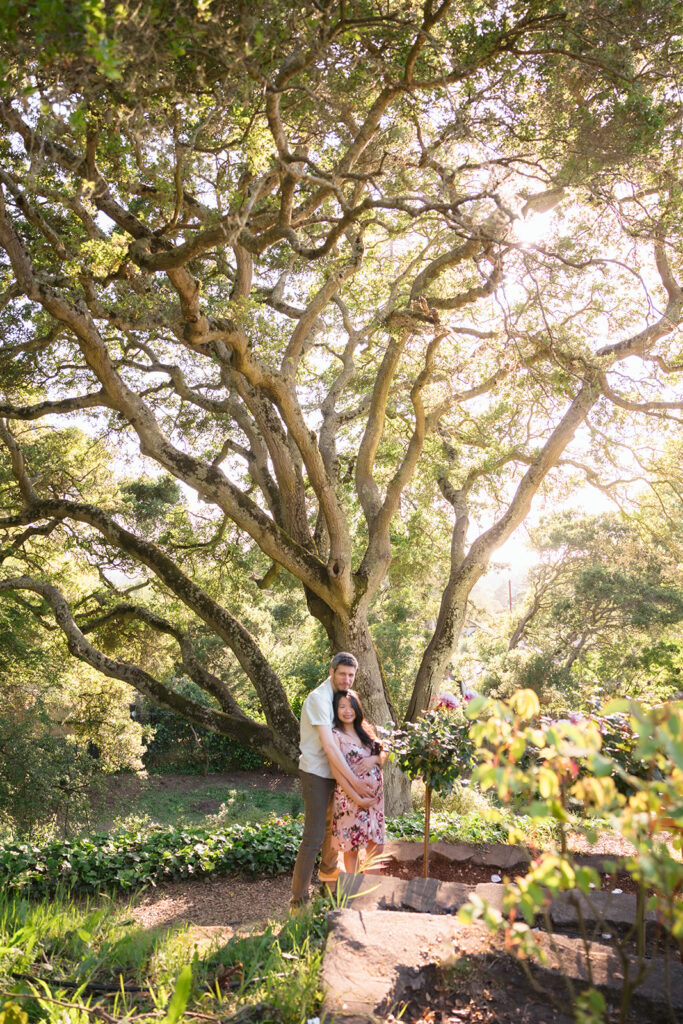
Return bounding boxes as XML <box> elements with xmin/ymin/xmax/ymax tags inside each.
<box><xmin>0</xmin><ymin>816</ymin><xmax>305</xmax><ymax>897</ymax></box>
<box><xmin>0</xmin><ymin>801</ymin><xmax>555</xmax><ymax>898</ymax></box>
<box><xmin>386</xmin><ymin>808</ymin><xmax>558</xmax><ymax>848</ymax></box>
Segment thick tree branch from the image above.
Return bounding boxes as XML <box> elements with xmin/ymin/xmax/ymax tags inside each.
<box><xmin>355</xmin><ymin>334</ymin><xmax>407</xmax><ymax>522</ymax></box>
<box><xmin>0</xmin><ymin>577</ymin><xmax>296</xmax><ymax>769</ymax></box>
<box><xmin>0</xmin><ymin>202</ymin><xmax>339</xmax><ymax>606</ymax></box>
<box><xmin>0</xmin><ymin>494</ymin><xmax>299</xmax><ymax>747</ymax></box>
<box><xmin>80</xmin><ymin>602</ymin><xmax>250</xmax><ymax>721</ymax></box>
<box><xmin>0</xmin><ymin>391</ymin><xmax>115</xmax><ymax>419</ymax></box>
<box><xmin>358</xmin><ymin>327</ymin><xmax>448</xmax><ymax>591</ymax></box>
<box><xmin>0</xmin><ymin>420</ymin><xmax>38</xmax><ymax>503</ymax></box>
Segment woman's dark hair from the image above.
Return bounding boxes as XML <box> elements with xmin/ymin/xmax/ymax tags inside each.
<box><xmin>333</xmin><ymin>690</ymin><xmax>381</xmax><ymax>754</ymax></box>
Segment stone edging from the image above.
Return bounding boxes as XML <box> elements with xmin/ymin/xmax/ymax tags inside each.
<box><xmin>383</xmin><ymin>839</ymin><xmax>626</xmax><ymax>874</ymax></box>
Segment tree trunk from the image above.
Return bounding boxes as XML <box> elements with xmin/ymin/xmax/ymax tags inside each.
<box><xmin>407</xmin><ymin>589</ymin><xmax>469</xmax><ymax>720</ymax></box>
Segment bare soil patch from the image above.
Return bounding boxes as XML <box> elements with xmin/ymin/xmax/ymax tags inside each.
<box><xmin>124</xmin><ymin>870</ymin><xmax>295</xmax><ymax>946</ymax></box>
<box><xmin>382</xmin><ymin>953</ymin><xmax>578</xmax><ymax>1024</ymax></box>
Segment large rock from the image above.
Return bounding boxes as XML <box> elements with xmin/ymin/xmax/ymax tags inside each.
<box><xmin>535</xmin><ymin>931</ymin><xmax>683</xmax><ymax>1012</ymax></box>
<box><xmin>429</xmin><ymin>840</ymin><xmax>476</xmax><ymax>863</ymax></box>
<box><xmin>550</xmin><ymin>890</ymin><xmax>658</xmax><ymax>929</ymax></box>
<box><xmin>334</xmin><ymin>873</ymin><xmax>663</xmax><ymax>939</ymax></box>
<box><xmin>480</xmin><ymin>844</ymin><xmax>531</xmax><ymax>869</ymax></box>
<box><xmin>381</xmin><ymin>840</ymin><xmax>428</xmax><ymax>863</ymax></box>
<box><xmin>382</xmin><ymin>838</ymin><xmax>531</xmax><ymax>867</ymax></box>
<box><xmin>320</xmin><ymin>908</ymin><xmax>479</xmax><ymax>1022</ymax></box>
<box><xmin>333</xmin><ymin>872</ymin><xmax>410</xmax><ymax>912</ymax></box>
<box><xmin>321</xmin><ymin>908</ymin><xmax>683</xmax><ymax>1023</ymax></box>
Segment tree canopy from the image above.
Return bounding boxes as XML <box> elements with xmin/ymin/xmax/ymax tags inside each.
<box><xmin>0</xmin><ymin>0</ymin><xmax>682</xmax><ymax>809</ymax></box>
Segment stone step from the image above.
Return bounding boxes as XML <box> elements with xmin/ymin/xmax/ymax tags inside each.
<box><xmin>320</xmin><ymin>907</ymin><xmax>683</xmax><ymax>1024</ymax></box>
<box><xmin>333</xmin><ymin>872</ymin><xmax>660</xmax><ymax>931</ymax></box>
<box><xmin>383</xmin><ymin>838</ymin><xmax>530</xmax><ymax>869</ymax></box>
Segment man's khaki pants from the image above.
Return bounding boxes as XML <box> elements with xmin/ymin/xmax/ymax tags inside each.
<box><xmin>291</xmin><ymin>771</ymin><xmax>338</xmax><ymax>902</ymax></box>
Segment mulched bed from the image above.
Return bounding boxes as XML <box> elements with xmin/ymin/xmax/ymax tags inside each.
<box><xmin>125</xmin><ymin>871</ymin><xmax>295</xmax><ymax>937</ymax></box>
<box><xmin>380</xmin><ymin>853</ymin><xmax>639</xmax><ymax>894</ymax></box>
<box><xmin>381</xmin><ymin>953</ymin><xmax>577</xmax><ymax>1024</ymax></box>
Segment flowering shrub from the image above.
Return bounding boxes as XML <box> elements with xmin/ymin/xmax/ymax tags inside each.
<box><xmin>434</xmin><ymin>690</ymin><xmax>460</xmax><ymax>710</ymax></box>
<box><xmin>538</xmin><ymin>698</ymin><xmax>649</xmax><ymax>789</ymax></box>
<box><xmin>458</xmin><ymin>690</ymin><xmax>683</xmax><ymax>1024</ymax></box>
<box><xmin>390</xmin><ymin>706</ymin><xmax>474</xmax><ymax>794</ymax></box>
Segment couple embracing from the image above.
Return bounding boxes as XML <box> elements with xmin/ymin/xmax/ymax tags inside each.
<box><xmin>290</xmin><ymin>652</ymin><xmax>387</xmax><ymax>911</ymax></box>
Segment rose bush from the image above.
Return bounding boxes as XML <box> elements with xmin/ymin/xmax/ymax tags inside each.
<box><xmin>388</xmin><ymin>698</ymin><xmax>475</xmax><ymax>876</ymax></box>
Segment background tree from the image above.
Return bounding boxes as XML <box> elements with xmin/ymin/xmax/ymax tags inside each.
<box><xmin>0</xmin><ymin>560</ymin><xmax>147</xmax><ymax>837</ymax></box>
<box><xmin>0</xmin><ymin>0</ymin><xmax>682</xmax><ymax>810</ymax></box>
<box><xmin>463</xmin><ymin>510</ymin><xmax>683</xmax><ymax>705</ymax></box>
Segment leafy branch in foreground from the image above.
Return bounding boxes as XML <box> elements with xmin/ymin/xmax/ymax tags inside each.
<box><xmin>459</xmin><ymin>691</ymin><xmax>683</xmax><ymax>1024</ymax></box>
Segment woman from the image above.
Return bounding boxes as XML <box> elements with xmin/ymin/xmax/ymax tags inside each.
<box><xmin>330</xmin><ymin>689</ymin><xmax>386</xmax><ymax>874</ymax></box>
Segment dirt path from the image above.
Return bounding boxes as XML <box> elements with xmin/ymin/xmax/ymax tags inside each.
<box><xmin>126</xmin><ymin>871</ymin><xmax>295</xmax><ymax>945</ymax></box>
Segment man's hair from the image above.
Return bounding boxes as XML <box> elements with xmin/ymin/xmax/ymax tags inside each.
<box><xmin>330</xmin><ymin>651</ymin><xmax>358</xmax><ymax>671</ymax></box>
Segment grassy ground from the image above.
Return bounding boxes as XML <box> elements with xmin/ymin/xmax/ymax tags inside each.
<box><xmin>92</xmin><ymin>772</ymin><xmax>304</xmax><ymax>834</ymax></box>
<box><xmin>0</xmin><ymin>888</ymin><xmax>327</xmax><ymax>1024</ymax></box>
<box><xmin>1</xmin><ymin>773</ymin><xmax>318</xmax><ymax>1022</ymax></box>
<box><xmin>0</xmin><ymin>773</ymin><xmax>561</xmax><ymax>1023</ymax></box>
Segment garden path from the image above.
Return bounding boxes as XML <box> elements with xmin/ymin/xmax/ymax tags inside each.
<box><xmin>123</xmin><ymin>830</ymin><xmax>636</xmax><ymax>943</ymax></box>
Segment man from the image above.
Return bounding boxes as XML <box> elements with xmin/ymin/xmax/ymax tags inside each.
<box><xmin>290</xmin><ymin>651</ymin><xmax>376</xmax><ymax>909</ymax></box>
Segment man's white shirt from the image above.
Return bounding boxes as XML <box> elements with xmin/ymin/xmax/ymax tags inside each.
<box><xmin>299</xmin><ymin>678</ymin><xmax>334</xmax><ymax>777</ymax></box>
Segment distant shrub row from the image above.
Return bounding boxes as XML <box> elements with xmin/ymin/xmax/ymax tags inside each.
<box><xmin>141</xmin><ymin>692</ymin><xmax>267</xmax><ymax>774</ymax></box>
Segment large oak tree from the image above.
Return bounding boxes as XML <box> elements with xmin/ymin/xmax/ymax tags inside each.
<box><xmin>0</xmin><ymin>0</ymin><xmax>681</xmax><ymax>809</ymax></box>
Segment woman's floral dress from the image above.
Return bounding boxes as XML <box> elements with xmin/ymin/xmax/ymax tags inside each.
<box><xmin>331</xmin><ymin>728</ymin><xmax>385</xmax><ymax>851</ymax></box>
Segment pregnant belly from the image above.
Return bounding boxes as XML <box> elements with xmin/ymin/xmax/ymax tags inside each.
<box><xmin>358</xmin><ymin>767</ymin><xmax>382</xmax><ymax>796</ymax></box>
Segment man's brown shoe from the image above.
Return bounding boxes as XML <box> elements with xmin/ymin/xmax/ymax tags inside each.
<box><xmin>317</xmin><ymin>867</ymin><xmax>341</xmax><ymax>883</ymax></box>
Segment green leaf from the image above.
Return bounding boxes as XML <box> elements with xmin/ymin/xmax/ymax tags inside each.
<box><xmin>163</xmin><ymin>964</ymin><xmax>192</xmax><ymax>1024</ymax></box>
<box><xmin>590</xmin><ymin>753</ymin><xmax>614</xmax><ymax>778</ymax></box>
<box><xmin>465</xmin><ymin>696</ymin><xmax>487</xmax><ymax>718</ymax></box>
<box><xmin>601</xmin><ymin>699</ymin><xmax>632</xmax><ymax>716</ymax></box>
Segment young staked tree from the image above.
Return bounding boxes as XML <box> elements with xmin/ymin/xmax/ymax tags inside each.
<box><xmin>0</xmin><ymin>0</ymin><xmax>681</xmax><ymax>809</ymax></box>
